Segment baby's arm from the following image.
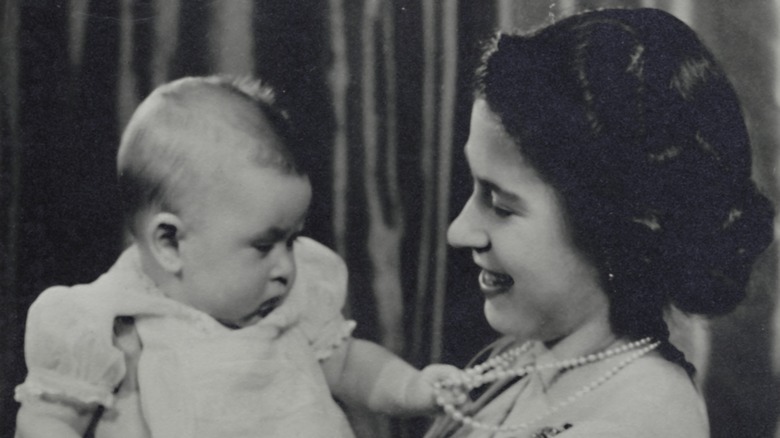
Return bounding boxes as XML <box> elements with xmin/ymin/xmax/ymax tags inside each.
<box><xmin>15</xmin><ymin>400</ymin><xmax>93</xmax><ymax>438</ymax></box>
<box><xmin>322</xmin><ymin>337</ymin><xmax>460</xmax><ymax>416</ymax></box>
<box><xmin>293</xmin><ymin>238</ymin><xmax>460</xmax><ymax>414</ymax></box>
<box><xmin>15</xmin><ymin>320</ymin><xmax>144</xmax><ymax>438</ymax></box>
<box><xmin>15</xmin><ymin>288</ymin><xmax>142</xmax><ymax>438</ymax></box>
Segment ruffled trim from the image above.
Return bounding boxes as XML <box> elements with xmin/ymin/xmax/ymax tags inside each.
<box><xmin>15</xmin><ymin>368</ymin><xmax>115</xmax><ymax>409</ymax></box>
<box><xmin>314</xmin><ymin>320</ymin><xmax>357</xmax><ymax>361</ymax></box>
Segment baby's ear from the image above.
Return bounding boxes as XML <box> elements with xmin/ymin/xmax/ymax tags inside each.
<box><xmin>146</xmin><ymin>212</ymin><xmax>184</xmax><ymax>274</ymax></box>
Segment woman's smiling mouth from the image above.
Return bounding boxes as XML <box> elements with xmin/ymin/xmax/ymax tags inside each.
<box><xmin>478</xmin><ymin>269</ymin><xmax>514</xmax><ymax>295</ymax></box>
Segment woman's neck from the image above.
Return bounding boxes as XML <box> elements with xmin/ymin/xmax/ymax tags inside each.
<box><xmin>541</xmin><ymin>315</ymin><xmax>619</xmax><ymax>361</ymax></box>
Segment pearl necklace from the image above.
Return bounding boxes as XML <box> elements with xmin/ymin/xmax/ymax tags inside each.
<box><xmin>434</xmin><ymin>337</ymin><xmax>659</xmax><ymax>433</ymax></box>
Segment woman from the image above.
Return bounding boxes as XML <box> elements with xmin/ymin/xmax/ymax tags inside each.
<box><xmin>427</xmin><ymin>8</ymin><xmax>775</xmax><ymax>438</ymax></box>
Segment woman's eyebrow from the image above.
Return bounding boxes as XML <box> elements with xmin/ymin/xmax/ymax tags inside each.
<box><xmin>478</xmin><ymin>178</ymin><xmax>522</xmax><ymax>204</ymax></box>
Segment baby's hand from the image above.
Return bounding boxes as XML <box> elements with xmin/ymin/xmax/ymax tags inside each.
<box><xmin>403</xmin><ymin>364</ymin><xmax>466</xmax><ymax>414</ymax></box>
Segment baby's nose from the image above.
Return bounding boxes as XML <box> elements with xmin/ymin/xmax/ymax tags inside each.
<box><xmin>271</xmin><ymin>245</ymin><xmax>296</xmax><ymax>284</ymax></box>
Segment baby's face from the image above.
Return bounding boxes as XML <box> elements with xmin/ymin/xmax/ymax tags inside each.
<box><xmin>175</xmin><ymin>163</ymin><xmax>311</xmax><ymax>328</ymax></box>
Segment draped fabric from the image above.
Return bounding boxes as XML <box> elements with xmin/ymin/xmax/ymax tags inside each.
<box><xmin>1</xmin><ymin>1</ymin><xmax>777</xmax><ymax>437</ymax></box>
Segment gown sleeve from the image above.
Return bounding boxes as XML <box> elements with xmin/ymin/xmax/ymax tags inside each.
<box><xmin>14</xmin><ymin>286</ymin><xmax>127</xmax><ymax>410</ymax></box>
<box><xmin>290</xmin><ymin>237</ymin><xmax>357</xmax><ymax>360</ymax></box>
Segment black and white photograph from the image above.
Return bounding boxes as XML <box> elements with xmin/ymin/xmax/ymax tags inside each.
<box><xmin>2</xmin><ymin>1</ymin><xmax>779</xmax><ymax>437</ymax></box>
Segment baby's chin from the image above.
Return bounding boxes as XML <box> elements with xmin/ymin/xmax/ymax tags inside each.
<box><xmin>218</xmin><ymin>296</ymin><xmax>285</xmax><ymax>329</ymax></box>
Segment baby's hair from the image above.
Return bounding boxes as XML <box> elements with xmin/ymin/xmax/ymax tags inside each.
<box><xmin>117</xmin><ymin>75</ymin><xmax>302</xmax><ymax>236</ymax></box>
<box><xmin>475</xmin><ymin>8</ymin><xmax>775</xmax><ymax>373</ymax></box>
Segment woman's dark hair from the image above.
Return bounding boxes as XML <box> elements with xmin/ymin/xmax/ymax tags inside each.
<box><xmin>475</xmin><ymin>8</ymin><xmax>775</xmax><ymax>373</ymax></box>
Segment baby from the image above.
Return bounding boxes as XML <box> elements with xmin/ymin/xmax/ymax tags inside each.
<box><xmin>14</xmin><ymin>76</ymin><xmax>457</xmax><ymax>437</ymax></box>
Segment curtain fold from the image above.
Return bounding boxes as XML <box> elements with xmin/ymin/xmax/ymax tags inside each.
<box><xmin>361</xmin><ymin>0</ymin><xmax>404</xmax><ymax>355</ymax></box>
<box><xmin>0</xmin><ymin>3</ymin><xmax>22</xmax><ymax>430</ymax></box>
<box><xmin>412</xmin><ymin>0</ymin><xmax>439</xmax><ymax>364</ymax></box>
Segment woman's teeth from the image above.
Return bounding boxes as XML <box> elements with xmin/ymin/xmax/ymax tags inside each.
<box><xmin>479</xmin><ymin>269</ymin><xmax>514</xmax><ymax>292</ymax></box>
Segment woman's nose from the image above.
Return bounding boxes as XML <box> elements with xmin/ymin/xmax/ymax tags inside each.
<box><xmin>447</xmin><ymin>198</ymin><xmax>489</xmax><ymax>250</ymax></box>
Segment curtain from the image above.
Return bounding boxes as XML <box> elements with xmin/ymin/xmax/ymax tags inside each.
<box><xmin>1</xmin><ymin>1</ymin><xmax>777</xmax><ymax>437</ymax></box>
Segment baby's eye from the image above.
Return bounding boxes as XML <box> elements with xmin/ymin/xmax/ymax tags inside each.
<box><xmin>286</xmin><ymin>232</ymin><xmax>301</xmax><ymax>249</ymax></box>
<box><xmin>253</xmin><ymin>243</ymin><xmax>274</xmax><ymax>255</ymax></box>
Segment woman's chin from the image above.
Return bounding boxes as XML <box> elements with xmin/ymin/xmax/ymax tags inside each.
<box><xmin>483</xmin><ymin>297</ymin><xmax>521</xmax><ymax>336</ymax></box>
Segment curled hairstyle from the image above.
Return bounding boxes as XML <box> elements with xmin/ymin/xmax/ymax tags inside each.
<box><xmin>117</xmin><ymin>75</ymin><xmax>302</xmax><ymax>235</ymax></box>
<box><xmin>475</xmin><ymin>8</ymin><xmax>775</xmax><ymax>371</ymax></box>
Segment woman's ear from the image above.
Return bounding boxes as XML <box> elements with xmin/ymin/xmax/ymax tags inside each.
<box><xmin>145</xmin><ymin>212</ymin><xmax>185</xmax><ymax>274</ymax></box>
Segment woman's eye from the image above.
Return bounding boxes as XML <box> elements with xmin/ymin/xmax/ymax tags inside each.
<box><xmin>475</xmin><ymin>184</ymin><xmax>513</xmax><ymax>217</ymax></box>
<box><xmin>492</xmin><ymin>205</ymin><xmax>513</xmax><ymax>218</ymax></box>
<box><xmin>490</xmin><ymin>193</ymin><xmax>513</xmax><ymax>217</ymax></box>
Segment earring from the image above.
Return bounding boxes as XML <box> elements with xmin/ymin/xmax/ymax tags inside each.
<box><xmin>603</xmin><ymin>258</ymin><xmax>616</xmax><ymax>288</ymax></box>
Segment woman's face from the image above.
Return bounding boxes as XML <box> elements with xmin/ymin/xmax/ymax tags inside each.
<box><xmin>448</xmin><ymin>100</ymin><xmax>611</xmax><ymax>343</ymax></box>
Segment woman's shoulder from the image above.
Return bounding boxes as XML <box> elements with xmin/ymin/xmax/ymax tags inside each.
<box><xmin>609</xmin><ymin>353</ymin><xmax>704</xmax><ymax>404</ymax></box>
<box><xmin>571</xmin><ymin>353</ymin><xmax>708</xmax><ymax>438</ymax></box>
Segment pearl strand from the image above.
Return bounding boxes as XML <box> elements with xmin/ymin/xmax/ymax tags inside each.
<box><xmin>434</xmin><ymin>338</ymin><xmax>660</xmax><ymax>433</ymax></box>
<box><xmin>450</xmin><ymin>337</ymin><xmax>653</xmax><ymax>391</ymax></box>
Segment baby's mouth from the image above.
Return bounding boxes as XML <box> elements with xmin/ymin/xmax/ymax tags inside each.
<box><xmin>223</xmin><ymin>296</ymin><xmax>285</xmax><ymax>329</ymax></box>
<box><xmin>256</xmin><ymin>296</ymin><xmax>283</xmax><ymax>318</ymax></box>
<box><xmin>479</xmin><ymin>269</ymin><xmax>514</xmax><ymax>295</ymax></box>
